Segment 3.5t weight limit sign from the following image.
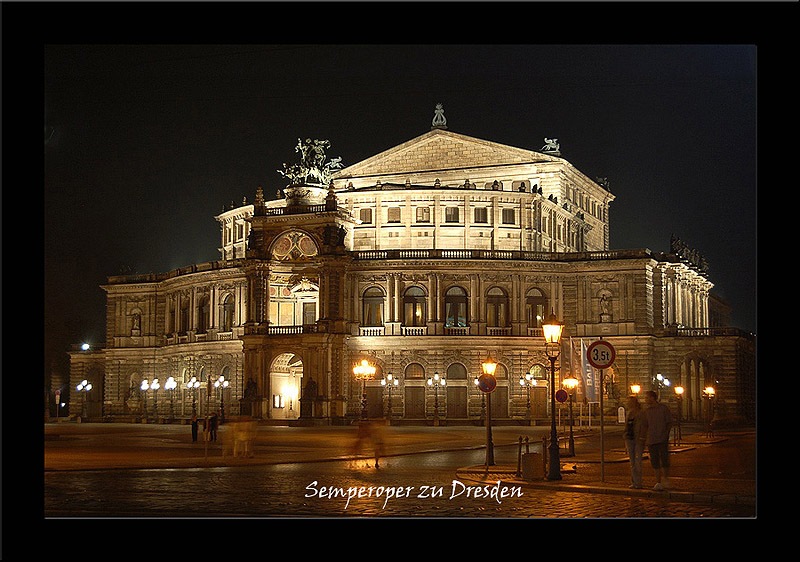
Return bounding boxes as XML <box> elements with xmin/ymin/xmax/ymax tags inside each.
<box><xmin>587</xmin><ymin>340</ymin><xmax>616</xmax><ymax>369</ymax></box>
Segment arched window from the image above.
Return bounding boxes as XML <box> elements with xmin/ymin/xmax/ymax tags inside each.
<box><xmin>403</xmin><ymin>287</ymin><xmax>427</xmax><ymax>327</ymax></box>
<box><xmin>196</xmin><ymin>295</ymin><xmax>210</xmax><ymax>334</ymax></box>
<box><xmin>495</xmin><ymin>363</ymin><xmax>508</xmax><ymax>379</ymax></box>
<box><xmin>362</xmin><ymin>287</ymin><xmax>385</xmax><ymax>327</ymax></box>
<box><xmin>444</xmin><ymin>286</ymin><xmax>468</xmax><ymax>327</ymax></box>
<box><xmin>180</xmin><ymin>298</ymin><xmax>190</xmax><ymax>334</ymax></box>
<box><xmin>167</xmin><ymin>297</ymin><xmax>175</xmax><ymax>333</ymax></box>
<box><xmin>405</xmin><ymin>362</ymin><xmax>425</xmax><ymax>379</ymax></box>
<box><xmin>525</xmin><ymin>288</ymin><xmax>548</xmax><ymax>328</ymax></box>
<box><xmin>486</xmin><ymin>287</ymin><xmax>509</xmax><ymax>327</ymax></box>
<box><xmin>222</xmin><ymin>294</ymin><xmax>235</xmax><ymax>332</ymax></box>
<box><xmin>446</xmin><ymin>362</ymin><xmax>467</xmax><ymax>380</ymax></box>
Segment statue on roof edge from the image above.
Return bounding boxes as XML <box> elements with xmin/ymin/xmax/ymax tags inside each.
<box><xmin>278</xmin><ymin>138</ymin><xmax>343</xmax><ymax>187</ymax></box>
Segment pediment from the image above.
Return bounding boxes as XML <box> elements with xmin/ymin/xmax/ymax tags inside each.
<box><xmin>333</xmin><ymin>129</ymin><xmax>559</xmax><ymax>179</ymax></box>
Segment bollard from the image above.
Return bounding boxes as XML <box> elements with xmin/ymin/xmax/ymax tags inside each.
<box><xmin>521</xmin><ymin>436</ymin><xmax>544</xmax><ymax>481</ymax></box>
<box><xmin>516</xmin><ymin>437</ymin><xmax>523</xmax><ymax>477</ymax></box>
<box><xmin>542</xmin><ymin>435</ymin><xmax>548</xmax><ymax>476</ymax></box>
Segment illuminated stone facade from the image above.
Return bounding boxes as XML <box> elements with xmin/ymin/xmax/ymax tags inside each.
<box><xmin>68</xmin><ymin>119</ymin><xmax>755</xmax><ymax>426</ymax></box>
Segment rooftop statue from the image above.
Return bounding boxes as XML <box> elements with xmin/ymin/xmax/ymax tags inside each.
<box><xmin>278</xmin><ymin>138</ymin><xmax>343</xmax><ymax>187</ymax></box>
<box><xmin>541</xmin><ymin>138</ymin><xmax>560</xmax><ymax>153</ymax></box>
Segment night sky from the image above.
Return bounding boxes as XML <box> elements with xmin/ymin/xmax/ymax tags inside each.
<box><xmin>28</xmin><ymin>4</ymin><xmax>774</xmax><ymax>383</ymax></box>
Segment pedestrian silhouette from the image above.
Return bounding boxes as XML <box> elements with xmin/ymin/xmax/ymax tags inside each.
<box><xmin>623</xmin><ymin>395</ymin><xmax>645</xmax><ymax>488</ymax></box>
<box><xmin>352</xmin><ymin>420</ymin><xmax>387</xmax><ymax>468</ymax></box>
<box><xmin>209</xmin><ymin>412</ymin><xmax>219</xmax><ymax>442</ymax></box>
<box><xmin>642</xmin><ymin>390</ymin><xmax>674</xmax><ymax>490</ymax></box>
<box><xmin>191</xmin><ymin>414</ymin><xmax>199</xmax><ymax>443</ymax></box>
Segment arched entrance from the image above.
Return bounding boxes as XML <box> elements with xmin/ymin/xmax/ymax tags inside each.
<box><xmin>269</xmin><ymin>353</ymin><xmax>304</xmax><ymax>419</ymax></box>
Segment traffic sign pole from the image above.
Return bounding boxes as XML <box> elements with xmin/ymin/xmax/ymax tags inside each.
<box><xmin>587</xmin><ymin>338</ymin><xmax>616</xmax><ymax>482</ymax></box>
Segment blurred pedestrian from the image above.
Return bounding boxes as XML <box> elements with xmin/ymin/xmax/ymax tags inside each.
<box><xmin>623</xmin><ymin>395</ymin><xmax>645</xmax><ymax>488</ymax></box>
<box><xmin>190</xmin><ymin>414</ymin><xmax>199</xmax><ymax>443</ymax></box>
<box><xmin>642</xmin><ymin>389</ymin><xmax>673</xmax><ymax>490</ymax></box>
<box><xmin>351</xmin><ymin>420</ymin><xmax>386</xmax><ymax>468</ymax></box>
<box><xmin>372</xmin><ymin>421</ymin><xmax>386</xmax><ymax>468</ymax></box>
<box><xmin>204</xmin><ymin>415</ymin><xmax>212</xmax><ymax>443</ymax></box>
<box><xmin>210</xmin><ymin>412</ymin><xmax>219</xmax><ymax>442</ymax></box>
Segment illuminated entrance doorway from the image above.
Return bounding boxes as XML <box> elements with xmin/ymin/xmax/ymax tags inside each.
<box><xmin>269</xmin><ymin>353</ymin><xmax>303</xmax><ymax>419</ymax></box>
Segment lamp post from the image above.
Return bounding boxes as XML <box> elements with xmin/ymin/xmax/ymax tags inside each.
<box><xmin>140</xmin><ymin>379</ymin><xmax>150</xmax><ymax>421</ymax></box>
<box><xmin>479</xmin><ymin>356</ymin><xmax>497</xmax><ymax>466</ymax></box>
<box><xmin>674</xmin><ymin>385</ymin><xmax>684</xmax><ymax>445</ymax></box>
<box><xmin>519</xmin><ymin>373</ymin><xmax>537</xmax><ymax>424</ymax></box>
<box><xmin>381</xmin><ymin>372</ymin><xmax>399</xmax><ymax>421</ymax></box>
<box><xmin>474</xmin><ymin>376</ymin><xmax>486</xmax><ymax>423</ymax></box>
<box><xmin>427</xmin><ymin>372</ymin><xmax>446</xmax><ymax>426</ymax></box>
<box><xmin>165</xmin><ymin>376</ymin><xmax>177</xmax><ymax>422</ymax></box>
<box><xmin>542</xmin><ymin>310</ymin><xmax>564</xmax><ymax>481</ymax></box>
<box><xmin>353</xmin><ymin>359</ymin><xmax>376</xmax><ymax>420</ymax></box>
<box><xmin>151</xmin><ymin>378</ymin><xmax>160</xmax><ymax>422</ymax></box>
<box><xmin>562</xmin><ymin>375</ymin><xmax>579</xmax><ymax>457</ymax></box>
<box><xmin>187</xmin><ymin>376</ymin><xmax>201</xmax><ymax>417</ymax></box>
<box><xmin>214</xmin><ymin>375</ymin><xmax>230</xmax><ymax>423</ymax></box>
<box><xmin>76</xmin><ymin>379</ymin><xmax>92</xmax><ymax>420</ymax></box>
<box><xmin>703</xmin><ymin>385</ymin><xmax>716</xmax><ymax>437</ymax></box>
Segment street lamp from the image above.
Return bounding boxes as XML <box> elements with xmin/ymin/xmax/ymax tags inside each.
<box><xmin>674</xmin><ymin>385</ymin><xmax>684</xmax><ymax>445</ymax></box>
<box><xmin>353</xmin><ymin>359</ymin><xmax>376</xmax><ymax>419</ymax></box>
<box><xmin>630</xmin><ymin>383</ymin><xmax>641</xmax><ymax>396</ymax></box>
<box><xmin>519</xmin><ymin>372</ymin><xmax>537</xmax><ymax>424</ymax></box>
<box><xmin>562</xmin><ymin>374</ymin><xmax>579</xmax><ymax>457</ymax></box>
<box><xmin>76</xmin><ymin>379</ymin><xmax>92</xmax><ymax>420</ymax></box>
<box><xmin>427</xmin><ymin>372</ymin><xmax>446</xmax><ymax>426</ymax></box>
<box><xmin>542</xmin><ymin>310</ymin><xmax>564</xmax><ymax>481</ymax></box>
<box><xmin>165</xmin><ymin>376</ymin><xmax>177</xmax><ymax>422</ymax></box>
<box><xmin>480</xmin><ymin>356</ymin><xmax>497</xmax><ymax>466</ymax></box>
<box><xmin>151</xmin><ymin>378</ymin><xmax>160</xmax><ymax>422</ymax></box>
<box><xmin>703</xmin><ymin>385</ymin><xmax>716</xmax><ymax>437</ymax></box>
<box><xmin>654</xmin><ymin>373</ymin><xmax>671</xmax><ymax>400</ymax></box>
<box><xmin>186</xmin><ymin>376</ymin><xmax>201</xmax><ymax>416</ymax></box>
<box><xmin>381</xmin><ymin>372</ymin><xmax>400</xmax><ymax>421</ymax></box>
<box><xmin>214</xmin><ymin>375</ymin><xmax>230</xmax><ymax>423</ymax></box>
<box><xmin>140</xmin><ymin>379</ymin><xmax>150</xmax><ymax>421</ymax></box>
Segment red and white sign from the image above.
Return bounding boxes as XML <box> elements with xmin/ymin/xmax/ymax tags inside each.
<box><xmin>587</xmin><ymin>340</ymin><xmax>616</xmax><ymax>369</ymax></box>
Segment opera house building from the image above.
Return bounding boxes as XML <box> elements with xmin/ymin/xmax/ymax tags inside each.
<box><xmin>68</xmin><ymin>108</ymin><xmax>755</xmax><ymax>428</ymax></box>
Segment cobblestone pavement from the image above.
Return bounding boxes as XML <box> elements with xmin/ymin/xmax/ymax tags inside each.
<box><xmin>43</xmin><ymin>421</ymin><xmax>756</xmax><ymax>519</ymax></box>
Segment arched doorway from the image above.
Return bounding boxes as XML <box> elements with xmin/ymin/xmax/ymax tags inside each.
<box><xmin>269</xmin><ymin>353</ymin><xmax>303</xmax><ymax>419</ymax></box>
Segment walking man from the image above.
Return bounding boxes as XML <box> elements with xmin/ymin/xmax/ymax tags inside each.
<box><xmin>642</xmin><ymin>389</ymin><xmax>673</xmax><ymax>490</ymax></box>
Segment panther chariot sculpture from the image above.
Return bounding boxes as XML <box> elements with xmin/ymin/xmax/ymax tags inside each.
<box><xmin>277</xmin><ymin>138</ymin><xmax>343</xmax><ymax>187</ymax></box>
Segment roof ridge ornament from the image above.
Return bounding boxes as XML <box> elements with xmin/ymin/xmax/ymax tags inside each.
<box><xmin>431</xmin><ymin>103</ymin><xmax>447</xmax><ymax>130</ymax></box>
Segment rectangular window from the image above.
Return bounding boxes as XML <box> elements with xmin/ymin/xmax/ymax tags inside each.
<box><xmin>416</xmin><ymin>207</ymin><xmax>430</xmax><ymax>222</ymax></box>
<box><xmin>474</xmin><ymin>207</ymin><xmax>488</xmax><ymax>223</ymax></box>
<box><xmin>303</xmin><ymin>302</ymin><xmax>316</xmax><ymax>325</ymax></box>
<box><xmin>360</xmin><ymin>208</ymin><xmax>373</xmax><ymax>224</ymax></box>
<box><xmin>502</xmin><ymin>208</ymin><xmax>515</xmax><ymax>224</ymax></box>
<box><xmin>445</xmin><ymin>206</ymin><xmax>459</xmax><ymax>223</ymax></box>
<box><xmin>387</xmin><ymin>207</ymin><xmax>401</xmax><ymax>223</ymax></box>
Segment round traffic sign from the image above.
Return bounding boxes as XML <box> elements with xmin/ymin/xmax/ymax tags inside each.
<box><xmin>555</xmin><ymin>389</ymin><xmax>569</xmax><ymax>403</ymax></box>
<box><xmin>477</xmin><ymin>374</ymin><xmax>497</xmax><ymax>393</ymax></box>
<box><xmin>587</xmin><ymin>340</ymin><xmax>616</xmax><ymax>369</ymax></box>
